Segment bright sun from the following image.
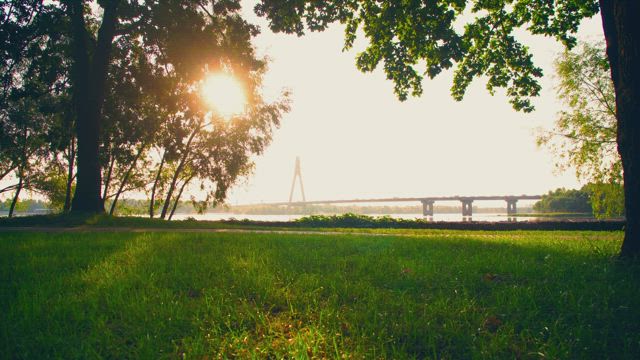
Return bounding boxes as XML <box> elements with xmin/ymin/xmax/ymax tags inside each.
<box><xmin>200</xmin><ymin>73</ymin><xmax>246</xmax><ymax>118</ymax></box>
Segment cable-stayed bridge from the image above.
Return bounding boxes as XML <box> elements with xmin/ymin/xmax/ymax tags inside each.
<box><xmin>276</xmin><ymin>157</ymin><xmax>542</xmax><ymax>216</ymax></box>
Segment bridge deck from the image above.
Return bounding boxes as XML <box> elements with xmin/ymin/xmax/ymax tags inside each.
<box><xmin>264</xmin><ymin>195</ymin><xmax>542</xmax><ymax>207</ymax></box>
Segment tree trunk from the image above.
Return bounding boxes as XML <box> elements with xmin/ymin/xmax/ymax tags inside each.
<box><xmin>599</xmin><ymin>0</ymin><xmax>640</xmax><ymax>257</ymax></box>
<box><xmin>102</xmin><ymin>154</ymin><xmax>115</xmax><ymax>201</ymax></box>
<box><xmin>10</xmin><ymin>127</ymin><xmax>29</xmax><ymax>218</ymax></box>
<box><xmin>68</xmin><ymin>0</ymin><xmax>120</xmax><ymax>214</ymax></box>
<box><xmin>149</xmin><ymin>150</ymin><xmax>166</xmax><ymax>218</ymax></box>
<box><xmin>109</xmin><ymin>145</ymin><xmax>144</xmax><ymax>215</ymax></box>
<box><xmin>168</xmin><ymin>175</ymin><xmax>195</xmax><ymax>220</ymax></box>
<box><xmin>63</xmin><ymin>136</ymin><xmax>75</xmax><ymax>213</ymax></box>
<box><xmin>8</xmin><ymin>177</ymin><xmax>23</xmax><ymax>218</ymax></box>
<box><xmin>159</xmin><ymin>155</ymin><xmax>188</xmax><ymax>220</ymax></box>
<box><xmin>160</xmin><ymin>128</ymin><xmax>199</xmax><ymax>219</ymax></box>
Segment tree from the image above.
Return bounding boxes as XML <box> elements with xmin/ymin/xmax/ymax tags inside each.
<box><xmin>0</xmin><ymin>96</ymin><xmax>49</xmax><ymax>217</ymax></box>
<box><xmin>533</xmin><ymin>187</ymin><xmax>592</xmax><ymax>214</ymax></box>
<box><xmin>255</xmin><ymin>0</ymin><xmax>640</xmax><ymax>257</ymax></box>
<box><xmin>583</xmin><ymin>182</ymin><xmax>624</xmax><ymax>218</ymax></box>
<box><xmin>1</xmin><ymin>2</ymin><xmax>72</xmax><ymax>215</ymax></box>
<box><xmin>144</xmin><ymin>70</ymin><xmax>289</xmax><ymax>220</ymax></box>
<box><xmin>537</xmin><ymin>41</ymin><xmax>623</xmax><ymax>218</ymax></box>
<box><xmin>161</xmin><ymin>96</ymin><xmax>290</xmax><ymax>220</ymax></box>
<box><xmin>99</xmin><ymin>39</ymin><xmax>161</xmax><ymax>215</ymax></box>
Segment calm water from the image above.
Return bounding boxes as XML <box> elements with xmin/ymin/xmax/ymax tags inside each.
<box><xmin>170</xmin><ymin>212</ymin><xmax>541</xmax><ymax>222</ymax></box>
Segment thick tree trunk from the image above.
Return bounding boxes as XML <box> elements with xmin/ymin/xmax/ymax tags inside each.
<box><xmin>68</xmin><ymin>0</ymin><xmax>120</xmax><ymax>214</ymax></box>
<box><xmin>599</xmin><ymin>0</ymin><xmax>640</xmax><ymax>257</ymax></box>
<box><xmin>109</xmin><ymin>146</ymin><xmax>144</xmax><ymax>215</ymax></box>
<box><xmin>149</xmin><ymin>150</ymin><xmax>166</xmax><ymax>218</ymax></box>
<box><xmin>63</xmin><ymin>137</ymin><xmax>75</xmax><ymax>213</ymax></box>
<box><xmin>8</xmin><ymin>177</ymin><xmax>23</xmax><ymax>218</ymax></box>
<box><xmin>71</xmin><ymin>94</ymin><xmax>104</xmax><ymax>213</ymax></box>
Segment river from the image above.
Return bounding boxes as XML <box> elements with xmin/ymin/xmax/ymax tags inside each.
<box><xmin>169</xmin><ymin>212</ymin><xmax>544</xmax><ymax>222</ymax></box>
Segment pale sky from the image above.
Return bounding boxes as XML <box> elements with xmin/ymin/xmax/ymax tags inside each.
<box><xmin>225</xmin><ymin>2</ymin><xmax>607</xmax><ymax>205</ymax></box>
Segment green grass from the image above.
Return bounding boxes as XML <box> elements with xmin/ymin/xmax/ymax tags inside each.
<box><xmin>1</xmin><ymin>230</ymin><xmax>639</xmax><ymax>359</ymax></box>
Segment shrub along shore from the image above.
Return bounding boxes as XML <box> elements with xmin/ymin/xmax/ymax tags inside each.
<box><xmin>0</xmin><ymin>213</ymin><xmax>626</xmax><ymax>231</ymax></box>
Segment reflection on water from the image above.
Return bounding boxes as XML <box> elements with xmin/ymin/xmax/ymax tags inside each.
<box><xmin>170</xmin><ymin>213</ymin><xmax>543</xmax><ymax>222</ymax></box>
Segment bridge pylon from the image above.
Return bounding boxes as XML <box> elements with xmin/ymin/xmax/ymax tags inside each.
<box><xmin>288</xmin><ymin>157</ymin><xmax>306</xmax><ymax>203</ymax></box>
<box><xmin>461</xmin><ymin>199</ymin><xmax>474</xmax><ymax>217</ymax></box>
<box><xmin>506</xmin><ymin>198</ymin><xmax>518</xmax><ymax>215</ymax></box>
<box><xmin>421</xmin><ymin>200</ymin><xmax>434</xmax><ymax>216</ymax></box>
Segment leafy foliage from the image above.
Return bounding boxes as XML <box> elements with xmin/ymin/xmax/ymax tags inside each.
<box><xmin>533</xmin><ymin>188</ymin><xmax>592</xmax><ymax>214</ymax></box>
<box><xmin>583</xmin><ymin>182</ymin><xmax>625</xmax><ymax>219</ymax></box>
<box><xmin>537</xmin><ymin>41</ymin><xmax>623</xmax><ymax>218</ymax></box>
<box><xmin>255</xmin><ymin>0</ymin><xmax>599</xmax><ymax>111</ymax></box>
<box><xmin>538</xmin><ymin>42</ymin><xmax>619</xmax><ymax>183</ymax></box>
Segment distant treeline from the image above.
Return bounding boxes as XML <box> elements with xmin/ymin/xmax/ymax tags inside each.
<box><xmin>533</xmin><ymin>188</ymin><xmax>591</xmax><ymax>214</ymax></box>
<box><xmin>0</xmin><ymin>199</ymin><xmax>49</xmax><ymax>213</ymax></box>
<box><xmin>533</xmin><ymin>185</ymin><xmax>624</xmax><ymax>218</ymax></box>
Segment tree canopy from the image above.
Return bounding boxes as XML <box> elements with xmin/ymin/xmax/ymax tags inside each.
<box><xmin>533</xmin><ymin>187</ymin><xmax>592</xmax><ymax>214</ymax></box>
<box><xmin>256</xmin><ymin>0</ymin><xmax>598</xmax><ymax>111</ymax></box>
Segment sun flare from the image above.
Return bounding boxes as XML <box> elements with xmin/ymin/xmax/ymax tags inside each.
<box><xmin>200</xmin><ymin>73</ymin><xmax>246</xmax><ymax>118</ymax></box>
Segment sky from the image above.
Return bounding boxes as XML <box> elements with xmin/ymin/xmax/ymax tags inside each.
<box><xmin>223</xmin><ymin>2</ymin><xmax>607</xmax><ymax>206</ymax></box>
<box><xmin>0</xmin><ymin>3</ymin><xmax>606</xmax><ymax>209</ymax></box>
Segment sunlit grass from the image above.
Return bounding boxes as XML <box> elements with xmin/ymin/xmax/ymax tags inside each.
<box><xmin>1</xmin><ymin>230</ymin><xmax>638</xmax><ymax>358</ymax></box>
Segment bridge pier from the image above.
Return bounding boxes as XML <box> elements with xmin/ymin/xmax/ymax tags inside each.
<box><xmin>461</xmin><ymin>199</ymin><xmax>473</xmax><ymax>217</ymax></box>
<box><xmin>506</xmin><ymin>199</ymin><xmax>518</xmax><ymax>215</ymax></box>
<box><xmin>421</xmin><ymin>200</ymin><xmax>434</xmax><ymax>216</ymax></box>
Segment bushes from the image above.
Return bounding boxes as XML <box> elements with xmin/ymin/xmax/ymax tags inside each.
<box><xmin>294</xmin><ymin>213</ymin><xmax>418</xmax><ymax>228</ymax></box>
<box><xmin>533</xmin><ymin>186</ymin><xmax>625</xmax><ymax>219</ymax></box>
<box><xmin>533</xmin><ymin>188</ymin><xmax>592</xmax><ymax>214</ymax></box>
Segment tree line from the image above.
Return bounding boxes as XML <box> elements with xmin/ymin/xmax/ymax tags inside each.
<box><xmin>532</xmin><ymin>187</ymin><xmax>615</xmax><ymax>216</ymax></box>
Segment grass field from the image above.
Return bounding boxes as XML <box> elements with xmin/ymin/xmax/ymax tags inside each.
<box><xmin>1</xmin><ymin>229</ymin><xmax>639</xmax><ymax>359</ymax></box>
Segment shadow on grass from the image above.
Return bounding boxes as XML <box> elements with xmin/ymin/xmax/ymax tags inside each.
<box><xmin>0</xmin><ymin>232</ymin><xmax>132</xmax><ymax>357</ymax></box>
<box><xmin>0</xmin><ymin>213</ymin><xmax>191</xmax><ymax>228</ymax></box>
<box><xmin>1</xmin><ymin>232</ymin><xmax>638</xmax><ymax>358</ymax></box>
